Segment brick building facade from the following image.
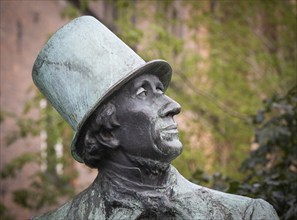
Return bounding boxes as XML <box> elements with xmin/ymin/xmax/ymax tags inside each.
<box><xmin>1</xmin><ymin>1</ymin><xmax>97</xmax><ymax>218</ymax></box>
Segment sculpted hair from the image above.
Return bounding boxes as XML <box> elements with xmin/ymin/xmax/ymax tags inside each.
<box><xmin>81</xmin><ymin>102</ymin><xmax>120</xmax><ymax>168</ymax></box>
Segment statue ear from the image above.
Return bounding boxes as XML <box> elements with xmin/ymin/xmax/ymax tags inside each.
<box><xmin>96</xmin><ymin>128</ymin><xmax>119</xmax><ymax>149</ymax></box>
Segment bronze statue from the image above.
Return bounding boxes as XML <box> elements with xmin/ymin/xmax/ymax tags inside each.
<box><xmin>32</xmin><ymin>16</ymin><xmax>279</xmax><ymax>220</ymax></box>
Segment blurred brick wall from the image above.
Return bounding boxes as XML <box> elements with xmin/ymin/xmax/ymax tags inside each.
<box><xmin>0</xmin><ymin>1</ymin><xmax>96</xmax><ymax>219</ymax></box>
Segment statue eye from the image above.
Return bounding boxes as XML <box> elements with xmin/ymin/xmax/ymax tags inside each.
<box><xmin>156</xmin><ymin>87</ymin><xmax>164</xmax><ymax>94</ymax></box>
<box><xmin>136</xmin><ymin>87</ymin><xmax>147</xmax><ymax>97</ymax></box>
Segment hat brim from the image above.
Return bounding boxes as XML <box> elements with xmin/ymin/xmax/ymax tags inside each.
<box><xmin>71</xmin><ymin>59</ymin><xmax>172</xmax><ymax>163</ymax></box>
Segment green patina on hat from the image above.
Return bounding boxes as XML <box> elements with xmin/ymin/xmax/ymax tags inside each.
<box><xmin>32</xmin><ymin>16</ymin><xmax>172</xmax><ymax>163</ymax></box>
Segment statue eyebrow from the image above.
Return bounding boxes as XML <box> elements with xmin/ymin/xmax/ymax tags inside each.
<box><xmin>132</xmin><ymin>76</ymin><xmax>161</xmax><ymax>90</ymax></box>
<box><xmin>156</xmin><ymin>81</ymin><xmax>164</xmax><ymax>89</ymax></box>
<box><xmin>133</xmin><ymin>79</ymin><xmax>153</xmax><ymax>89</ymax></box>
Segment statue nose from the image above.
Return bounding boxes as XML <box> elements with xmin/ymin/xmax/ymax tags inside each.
<box><xmin>158</xmin><ymin>96</ymin><xmax>181</xmax><ymax>117</ymax></box>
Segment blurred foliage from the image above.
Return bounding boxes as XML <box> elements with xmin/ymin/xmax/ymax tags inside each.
<box><xmin>1</xmin><ymin>0</ymin><xmax>296</xmax><ymax>219</ymax></box>
<box><xmin>236</xmin><ymin>86</ymin><xmax>297</xmax><ymax>220</ymax></box>
<box><xmin>0</xmin><ymin>201</ymin><xmax>15</xmax><ymax>220</ymax></box>
<box><xmin>181</xmin><ymin>0</ymin><xmax>296</xmax><ymax>178</ymax></box>
<box><xmin>109</xmin><ymin>0</ymin><xmax>296</xmax><ymax>180</ymax></box>
<box><xmin>190</xmin><ymin>86</ymin><xmax>297</xmax><ymax>219</ymax></box>
<box><xmin>0</xmin><ymin>88</ymin><xmax>77</xmax><ymax>211</ymax></box>
<box><xmin>61</xmin><ymin>4</ymin><xmax>80</xmax><ymax>19</ymax></box>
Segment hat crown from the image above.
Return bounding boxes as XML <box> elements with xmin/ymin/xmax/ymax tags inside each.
<box><xmin>32</xmin><ymin>16</ymin><xmax>145</xmax><ymax>130</ymax></box>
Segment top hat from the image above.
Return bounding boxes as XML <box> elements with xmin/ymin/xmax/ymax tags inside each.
<box><xmin>32</xmin><ymin>16</ymin><xmax>172</xmax><ymax>163</ymax></box>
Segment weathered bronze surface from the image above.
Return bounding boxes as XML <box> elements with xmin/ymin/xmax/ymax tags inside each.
<box><xmin>32</xmin><ymin>16</ymin><xmax>279</xmax><ymax>220</ymax></box>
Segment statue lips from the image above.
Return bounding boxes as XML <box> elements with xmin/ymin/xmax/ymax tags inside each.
<box><xmin>160</xmin><ymin>124</ymin><xmax>179</xmax><ymax>141</ymax></box>
<box><xmin>162</xmin><ymin>124</ymin><xmax>178</xmax><ymax>133</ymax></box>
<box><xmin>157</xmin><ymin>122</ymin><xmax>182</xmax><ymax>159</ymax></box>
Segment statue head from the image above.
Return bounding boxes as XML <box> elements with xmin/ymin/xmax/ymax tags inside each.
<box><xmin>80</xmin><ymin>74</ymin><xmax>182</xmax><ymax>169</ymax></box>
<box><xmin>32</xmin><ymin>16</ymin><xmax>182</xmax><ymax>168</ymax></box>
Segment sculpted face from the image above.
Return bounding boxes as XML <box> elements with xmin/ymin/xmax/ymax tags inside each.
<box><xmin>112</xmin><ymin>74</ymin><xmax>182</xmax><ymax>163</ymax></box>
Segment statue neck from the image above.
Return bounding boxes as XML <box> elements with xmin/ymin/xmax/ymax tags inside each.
<box><xmin>101</xmin><ymin>151</ymin><xmax>171</xmax><ymax>187</ymax></box>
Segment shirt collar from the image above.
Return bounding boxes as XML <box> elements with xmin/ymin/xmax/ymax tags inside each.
<box><xmin>100</xmin><ymin>160</ymin><xmax>176</xmax><ymax>190</ymax></box>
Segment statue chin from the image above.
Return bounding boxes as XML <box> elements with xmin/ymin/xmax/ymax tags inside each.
<box><xmin>153</xmin><ymin>140</ymin><xmax>183</xmax><ymax>163</ymax></box>
<box><xmin>126</xmin><ymin>153</ymin><xmax>171</xmax><ymax>174</ymax></box>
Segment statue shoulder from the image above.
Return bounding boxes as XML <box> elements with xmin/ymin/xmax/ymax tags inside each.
<box><xmin>32</xmin><ymin>180</ymin><xmax>106</xmax><ymax>220</ymax></box>
<box><xmin>245</xmin><ymin>198</ymin><xmax>279</xmax><ymax>220</ymax></box>
<box><xmin>172</xmin><ymin>166</ymin><xmax>279</xmax><ymax>219</ymax></box>
<box><xmin>31</xmin><ymin>199</ymin><xmax>73</xmax><ymax>220</ymax></box>
<box><xmin>204</xmin><ymin>189</ymin><xmax>279</xmax><ymax>219</ymax></box>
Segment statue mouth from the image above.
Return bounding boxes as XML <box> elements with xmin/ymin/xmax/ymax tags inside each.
<box><xmin>162</xmin><ymin>124</ymin><xmax>178</xmax><ymax>135</ymax></box>
<box><xmin>163</xmin><ymin>124</ymin><xmax>177</xmax><ymax>130</ymax></box>
<box><xmin>160</xmin><ymin>124</ymin><xmax>179</xmax><ymax>141</ymax></box>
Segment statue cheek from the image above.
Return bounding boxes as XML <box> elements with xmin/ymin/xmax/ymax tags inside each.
<box><xmin>150</xmin><ymin>119</ymin><xmax>162</xmax><ymax>145</ymax></box>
